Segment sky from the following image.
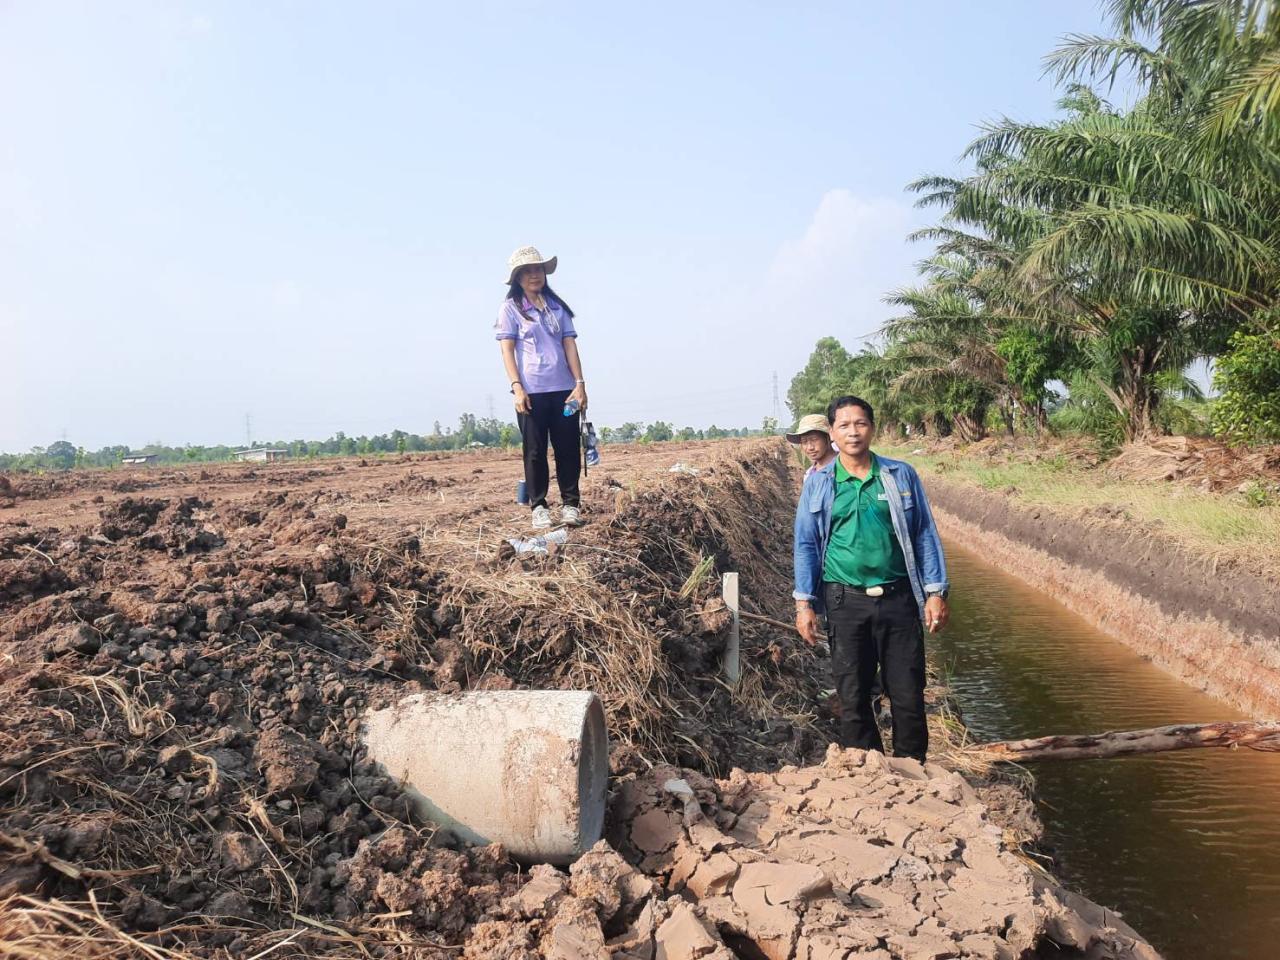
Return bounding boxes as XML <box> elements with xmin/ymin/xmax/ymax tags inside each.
<box><xmin>2</xmin><ymin>1</ymin><xmax>1126</xmax><ymax>453</ymax></box>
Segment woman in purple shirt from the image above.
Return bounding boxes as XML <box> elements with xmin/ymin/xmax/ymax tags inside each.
<box><xmin>496</xmin><ymin>246</ymin><xmax>588</xmax><ymax>530</ymax></box>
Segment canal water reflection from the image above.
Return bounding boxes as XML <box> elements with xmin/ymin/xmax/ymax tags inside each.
<box><xmin>937</xmin><ymin>540</ymin><xmax>1280</xmax><ymax>960</ymax></box>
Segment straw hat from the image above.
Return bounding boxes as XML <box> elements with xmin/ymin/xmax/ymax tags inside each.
<box><xmin>785</xmin><ymin>414</ymin><xmax>832</xmax><ymax>443</ymax></box>
<box><xmin>507</xmin><ymin>245</ymin><xmax>558</xmax><ymax>285</ymax></box>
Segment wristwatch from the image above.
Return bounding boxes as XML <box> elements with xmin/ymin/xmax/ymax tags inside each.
<box><xmin>926</xmin><ymin>588</ymin><xmax>949</xmax><ymax>600</ymax></box>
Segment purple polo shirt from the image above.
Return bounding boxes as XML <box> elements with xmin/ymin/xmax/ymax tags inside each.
<box><xmin>494</xmin><ymin>296</ymin><xmax>578</xmax><ymax>394</ymax></box>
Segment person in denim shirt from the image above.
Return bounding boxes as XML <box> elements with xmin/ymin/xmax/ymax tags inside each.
<box><xmin>785</xmin><ymin>413</ymin><xmax>837</xmax><ymax>478</ymax></box>
<box><xmin>793</xmin><ymin>395</ymin><xmax>950</xmax><ymax>761</ymax></box>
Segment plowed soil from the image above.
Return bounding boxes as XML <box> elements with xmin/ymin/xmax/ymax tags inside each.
<box><xmin>0</xmin><ymin>443</ymin><xmax>831</xmax><ymax>956</ymax></box>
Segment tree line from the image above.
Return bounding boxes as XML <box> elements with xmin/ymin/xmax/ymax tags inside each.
<box><xmin>1</xmin><ymin>416</ymin><xmax>772</xmax><ymax>473</ymax></box>
<box><xmin>790</xmin><ymin>0</ymin><xmax>1280</xmax><ymax>450</ymax></box>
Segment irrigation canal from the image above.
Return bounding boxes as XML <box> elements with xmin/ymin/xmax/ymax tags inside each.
<box><xmin>938</xmin><ymin>541</ymin><xmax>1280</xmax><ymax>960</ymax></box>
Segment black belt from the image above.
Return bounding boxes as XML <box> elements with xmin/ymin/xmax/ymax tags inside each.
<box><xmin>824</xmin><ymin>578</ymin><xmax>911</xmax><ymax>598</ymax></box>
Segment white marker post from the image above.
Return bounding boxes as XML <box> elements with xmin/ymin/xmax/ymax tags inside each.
<box><xmin>722</xmin><ymin>572</ymin><xmax>740</xmax><ymax>685</ymax></box>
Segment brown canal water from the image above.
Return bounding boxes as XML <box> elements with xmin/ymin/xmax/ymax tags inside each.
<box><xmin>938</xmin><ymin>541</ymin><xmax>1280</xmax><ymax>960</ymax></box>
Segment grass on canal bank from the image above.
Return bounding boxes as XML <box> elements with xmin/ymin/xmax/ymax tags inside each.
<box><xmin>878</xmin><ymin>438</ymin><xmax>1280</xmax><ymax>580</ymax></box>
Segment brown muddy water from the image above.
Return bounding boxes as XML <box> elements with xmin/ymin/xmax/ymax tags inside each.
<box><xmin>938</xmin><ymin>541</ymin><xmax>1280</xmax><ymax>960</ymax></box>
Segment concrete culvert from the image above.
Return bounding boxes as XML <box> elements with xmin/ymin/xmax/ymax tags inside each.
<box><xmin>362</xmin><ymin>690</ymin><xmax>608</xmax><ymax>865</ymax></box>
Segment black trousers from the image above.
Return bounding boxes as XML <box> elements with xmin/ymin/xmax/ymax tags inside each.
<box><xmin>518</xmin><ymin>389</ymin><xmax>581</xmax><ymax>509</ymax></box>
<box><xmin>824</xmin><ymin>580</ymin><xmax>928</xmax><ymax>761</ymax></box>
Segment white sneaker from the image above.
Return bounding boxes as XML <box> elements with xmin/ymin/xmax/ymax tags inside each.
<box><xmin>561</xmin><ymin>505</ymin><xmax>583</xmax><ymax>527</ymax></box>
<box><xmin>531</xmin><ymin>505</ymin><xmax>552</xmax><ymax>529</ymax></box>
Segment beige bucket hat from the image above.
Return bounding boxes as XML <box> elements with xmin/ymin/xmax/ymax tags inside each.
<box><xmin>785</xmin><ymin>413</ymin><xmax>832</xmax><ymax>443</ymax></box>
<box><xmin>507</xmin><ymin>245</ymin><xmax>558</xmax><ymax>285</ymax></box>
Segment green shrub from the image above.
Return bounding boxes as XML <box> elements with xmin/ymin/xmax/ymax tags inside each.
<box><xmin>1213</xmin><ymin>310</ymin><xmax>1280</xmax><ymax>444</ymax></box>
<box><xmin>1243</xmin><ymin>480</ymin><xmax>1276</xmax><ymax>509</ymax></box>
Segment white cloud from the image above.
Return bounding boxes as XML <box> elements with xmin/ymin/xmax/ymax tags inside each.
<box><xmin>761</xmin><ymin>188</ymin><xmax>922</xmax><ymax>344</ymax></box>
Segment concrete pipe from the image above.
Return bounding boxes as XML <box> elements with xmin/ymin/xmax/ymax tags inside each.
<box><xmin>362</xmin><ymin>690</ymin><xmax>608</xmax><ymax>865</ymax></box>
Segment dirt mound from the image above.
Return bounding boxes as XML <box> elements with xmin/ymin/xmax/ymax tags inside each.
<box><xmin>419</xmin><ymin>454</ymin><xmax>827</xmax><ymax>770</ymax></box>
<box><xmin>608</xmin><ymin>749</ymin><xmax>1158</xmax><ymax>960</ymax></box>
<box><xmin>95</xmin><ymin>496</ymin><xmax>226</xmax><ymax>555</ymax></box>
<box><xmin>375</xmin><ymin>472</ymin><xmax>459</xmax><ymax>498</ymax></box>
<box><xmin>1105</xmin><ymin>435</ymin><xmax>1280</xmax><ymax>492</ymax></box>
<box><xmin>0</xmin><ymin>469</ymin><xmax>103</xmax><ymax>504</ymax></box>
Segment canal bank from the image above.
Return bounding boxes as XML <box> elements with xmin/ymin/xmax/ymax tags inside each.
<box><xmin>924</xmin><ymin>475</ymin><xmax>1280</xmax><ymax>718</ymax></box>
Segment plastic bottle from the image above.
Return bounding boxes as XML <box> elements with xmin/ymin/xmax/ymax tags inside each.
<box><xmin>563</xmin><ymin>398</ymin><xmax>580</xmax><ymax>417</ymax></box>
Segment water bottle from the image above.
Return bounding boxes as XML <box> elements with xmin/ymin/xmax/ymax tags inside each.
<box><xmin>563</xmin><ymin>398</ymin><xmax>580</xmax><ymax>417</ymax></box>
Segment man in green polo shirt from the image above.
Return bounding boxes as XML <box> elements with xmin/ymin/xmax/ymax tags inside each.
<box><xmin>824</xmin><ymin>454</ymin><xmax>910</xmax><ymax>590</ymax></box>
<box><xmin>793</xmin><ymin>395</ymin><xmax>951</xmax><ymax>762</ymax></box>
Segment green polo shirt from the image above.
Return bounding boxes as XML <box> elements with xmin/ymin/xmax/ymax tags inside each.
<box><xmin>822</xmin><ymin>454</ymin><xmax>909</xmax><ymax>588</ymax></box>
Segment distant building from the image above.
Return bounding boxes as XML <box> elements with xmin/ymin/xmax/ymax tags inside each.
<box><xmin>233</xmin><ymin>448</ymin><xmax>289</xmax><ymax>463</ymax></box>
<box><xmin>121</xmin><ymin>454</ymin><xmax>158</xmax><ymax>465</ymax></box>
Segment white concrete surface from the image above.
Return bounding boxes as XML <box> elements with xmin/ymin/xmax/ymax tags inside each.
<box><xmin>362</xmin><ymin>690</ymin><xmax>608</xmax><ymax>864</ymax></box>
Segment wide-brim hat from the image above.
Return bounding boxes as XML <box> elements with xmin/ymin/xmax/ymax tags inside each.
<box><xmin>507</xmin><ymin>245</ymin><xmax>558</xmax><ymax>285</ymax></box>
<box><xmin>785</xmin><ymin>413</ymin><xmax>832</xmax><ymax>443</ymax></box>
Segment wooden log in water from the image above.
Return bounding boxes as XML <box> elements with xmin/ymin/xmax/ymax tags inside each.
<box><xmin>974</xmin><ymin>721</ymin><xmax>1280</xmax><ymax>762</ymax></box>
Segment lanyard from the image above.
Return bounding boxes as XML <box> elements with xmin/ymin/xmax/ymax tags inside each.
<box><xmin>526</xmin><ymin>297</ymin><xmax>561</xmax><ymax>335</ymax></box>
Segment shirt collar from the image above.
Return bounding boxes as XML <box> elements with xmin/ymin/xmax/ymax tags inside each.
<box><xmin>522</xmin><ymin>295</ymin><xmax>554</xmax><ymax>313</ymax></box>
<box><xmin>834</xmin><ymin>453</ymin><xmax>879</xmax><ymax>484</ymax></box>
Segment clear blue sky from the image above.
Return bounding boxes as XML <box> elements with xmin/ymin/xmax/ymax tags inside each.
<box><xmin>2</xmin><ymin>1</ymin><xmax>1122</xmax><ymax>452</ymax></box>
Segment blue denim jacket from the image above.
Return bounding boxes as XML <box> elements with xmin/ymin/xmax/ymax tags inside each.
<box><xmin>793</xmin><ymin>454</ymin><xmax>949</xmax><ymax>619</ymax></box>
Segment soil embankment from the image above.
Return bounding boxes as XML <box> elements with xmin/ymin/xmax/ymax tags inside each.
<box><xmin>924</xmin><ymin>477</ymin><xmax>1280</xmax><ymax>719</ymax></box>
<box><xmin>0</xmin><ymin>441</ymin><xmax>1156</xmax><ymax>958</ymax></box>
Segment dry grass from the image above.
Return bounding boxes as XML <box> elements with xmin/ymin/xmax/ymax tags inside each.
<box><xmin>0</xmin><ymin>894</ymin><xmax>188</xmax><ymax>960</ymax></box>
<box><xmin>0</xmin><ymin>893</ymin><xmax>467</xmax><ymax>960</ymax></box>
<box><xmin>0</xmin><ymin>665</ymin><xmax>350</xmax><ymax>959</ymax></box>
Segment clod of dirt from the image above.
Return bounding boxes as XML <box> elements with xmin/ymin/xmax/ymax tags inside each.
<box><xmin>219</xmin><ymin>831</ymin><xmax>266</xmax><ymax>872</ymax></box>
<box><xmin>37</xmin><ymin>623</ymin><xmax>100</xmax><ymax>659</ymax></box>
<box><xmin>97</xmin><ymin>497</ymin><xmax>167</xmax><ymax>540</ymax></box>
<box><xmin>314</xmin><ymin>581</ymin><xmax>352</xmax><ymax>610</ymax></box>
<box><xmin>255</xmin><ymin>725</ymin><xmax>323</xmax><ymax>796</ymax></box>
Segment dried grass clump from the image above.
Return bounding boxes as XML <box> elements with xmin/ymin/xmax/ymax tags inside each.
<box><xmin>0</xmin><ymin>894</ymin><xmax>190</xmax><ymax>960</ymax></box>
<box><xmin>0</xmin><ymin>893</ymin><xmax>459</xmax><ymax>960</ymax></box>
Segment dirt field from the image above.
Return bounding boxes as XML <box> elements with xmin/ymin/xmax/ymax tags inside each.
<box><xmin>0</xmin><ymin>442</ymin><xmax>1157</xmax><ymax>958</ymax></box>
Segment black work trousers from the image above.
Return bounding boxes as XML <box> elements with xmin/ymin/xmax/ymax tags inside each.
<box><xmin>824</xmin><ymin>580</ymin><xmax>928</xmax><ymax>761</ymax></box>
<box><xmin>518</xmin><ymin>389</ymin><xmax>581</xmax><ymax>510</ymax></box>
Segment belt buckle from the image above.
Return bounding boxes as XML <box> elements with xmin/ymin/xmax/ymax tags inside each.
<box><xmin>865</xmin><ymin>585</ymin><xmax>885</xmax><ymax>598</ymax></box>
